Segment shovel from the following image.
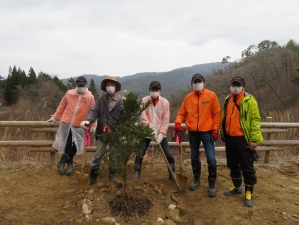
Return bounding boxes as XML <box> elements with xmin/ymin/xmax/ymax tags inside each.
<box><xmin>158</xmin><ymin>144</ymin><xmax>183</xmax><ymax>193</ymax></box>
<box><xmin>176</xmin><ymin>142</ymin><xmax>188</xmax><ymax>188</ymax></box>
<box><xmin>76</xmin><ymin>130</ymin><xmax>90</xmax><ymax>191</ymax></box>
<box><xmin>173</xmin><ymin>131</ymin><xmax>188</xmax><ymax>188</ymax></box>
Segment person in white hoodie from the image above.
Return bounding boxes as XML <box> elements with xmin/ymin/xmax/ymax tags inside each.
<box><xmin>133</xmin><ymin>81</ymin><xmax>176</xmax><ymax>181</ymax></box>
<box><xmin>47</xmin><ymin>76</ymin><xmax>97</xmax><ymax>176</ymax></box>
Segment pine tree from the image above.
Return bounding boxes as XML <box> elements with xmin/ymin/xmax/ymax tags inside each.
<box><xmin>19</xmin><ymin>68</ymin><xmax>27</xmax><ymax>87</ymax></box>
<box><xmin>53</xmin><ymin>76</ymin><xmax>68</xmax><ymax>92</ymax></box>
<box><xmin>28</xmin><ymin>67</ymin><xmax>37</xmax><ymax>85</ymax></box>
<box><xmin>66</xmin><ymin>77</ymin><xmax>76</xmax><ymax>90</ymax></box>
<box><xmin>89</xmin><ymin>79</ymin><xmax>98</xmax><ymax>99</ymax></box>
<box><xmin>38</xmin><ymin>71</ymin><xmax>52</xmax><ymax>81</ymax></box>
<box><xmin>4</xmin><ymin>66</ymin><xmax>19</xmax><ymax>105</ymax></box>
<box><xmin>103</xmin><ymin>92</ymin><xmax>152</xmax><ymax>197</ymax></box>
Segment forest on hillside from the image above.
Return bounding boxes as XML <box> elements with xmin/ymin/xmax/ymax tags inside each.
<box><xmin>0</xmin><ymin>39</ymin><xmax>299</xmax><ymax>124</ymax></box>
<box><xmin>169</xmin><ymin>39</ymin><xmax>299</xmax><ymax>122</ymax></box>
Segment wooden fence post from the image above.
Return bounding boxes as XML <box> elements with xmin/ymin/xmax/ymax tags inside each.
<box><xmin>264</xmin><ymin>117</ymin><xmax>273</xmax><ymax>163</ymax></box>
<box><xmin>50</xmin><ymin>132</ymin><xmax>56</xmax><ymax>166</ymax></box>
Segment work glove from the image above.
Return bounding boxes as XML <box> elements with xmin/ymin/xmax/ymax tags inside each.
<box><xmin>47</xmin><ymin>116</ymin><xmax>56</xmax><ymax>125</ymax></box>
<box><xmin>90</xmin><ymin>126</ymin><xmax>97</xmax><ymax>133</ymax></box>
<box><xmin>156</xmin><ymin>133</ymin><xmax>164</xmax><ymax>144</ymax></box>
<box><xmin>248</xmin><ymin>149</ymin><xmax>260</xmax><ymax>162</ymax></box>
<box><xmin>212</xmin><ymin>131</ymin><xmax>219</xmax><ymax>142</ymax></box>
<box><xmin>80</xmin><ymin>121</ymin><xmax>90</xmax><ymax>130</ymax></box>
<box><xmin>151</xmin><ymin>129</ymin><xmax>158</xmax><ymax>141</ymax></box>
<box><xmin>174</xmin><ymin>123</ymin><xmax>182</xmax><ymax>133</ymax></box>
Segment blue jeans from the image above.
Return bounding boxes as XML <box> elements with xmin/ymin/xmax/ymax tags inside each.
<box><xmin>90</xmin><ymin>138</ymin><xmax>117</xmax><ymax>171</ymax></box>
<box><xmin>135</xmin><ymin>138</ymin><xmax>175</xmax><ymax>169</ymax></box>
<box><xmin>188</xmin><ymin>131</ymin><xmax>217</xmax><ymax>168</ymax></box>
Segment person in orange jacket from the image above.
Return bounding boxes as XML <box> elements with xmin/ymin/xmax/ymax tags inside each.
<box><xmin>174</xmin><ymin>73</ymin><xmax>221</xmax><ymax>196</ymax></box>
<box><xmin>47</xmin><ymin>76</ymin><xmax>97</xmax><ymax>176</ymax></box>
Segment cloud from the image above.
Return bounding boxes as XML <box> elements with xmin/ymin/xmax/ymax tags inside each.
<box><xmin>0</xmin><ymin>0</ymin><xmax>298</xmax><ymax>78</ymax></box>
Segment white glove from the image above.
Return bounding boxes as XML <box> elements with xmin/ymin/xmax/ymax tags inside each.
<box><xmin>151</xmin><ymin>129</ymin><xmax>158</xmax><ymax>140</ymax></box>
<box><xmin>47</xmin><ymin>116</ymin><xmax>56</xmax><ymax>125</ymax></box>
<box><xmin>80</xmin><ymin>121</ymin><xmax>90</xmax><ymax>130</ymax></box>
<box><xmin>156</xmin><ymin>133</ymin><xmax>164</xmax><ymax>144</ymax></box>
<box><xmin>90</xmin><ymin>126</ymin><xmax>97</xmax><ymax>133</ymax></box>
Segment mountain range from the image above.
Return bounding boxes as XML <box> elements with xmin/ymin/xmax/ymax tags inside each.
<box><xmin>61</xmin><ymin>62</ymin><xmax>223</xmax><ymax>99</ymax></box>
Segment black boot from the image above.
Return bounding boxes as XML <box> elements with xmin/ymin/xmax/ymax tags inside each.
<box><xmin>168</xmin><ymin>163</ymin><xmax>176</xmax><ymax>182</ymax></box>
<box><xmin>65</xmin><ymin>156</ymin><xmax>74</xmax><ymax>176</ymax></box>
<box><xmin>57</xmin><ymin>154</ymin><xmax>68</xmax><ymax>175</ymax></box>
<box><xmin>224</xmin><ymin>177</ymin><xmax>243</xmax><ymax>196</ymax></box>
<box><xmin>133</xmin><ymin>157</ymin><xmax>142</xmax><ymax>179</ymax></box>
<box><xmin>189</xmin><ymin>163</ymin><xmax>201</xmax><ymax>190</ymax></box>
<box><xmin>244</xmin><ymin>185</ymin><xmax>254</xmax><ymax>207</ymax></box>
<box><xmin>208</xmin><ymin>167</ymin><xmax>217</xmax><ymax>197</ymax></box>
<box><xmin>65</xmin><ymin>163</ymin><xmax>73</xmax><ymax>176</ymax></box>
<box><xmin>57</xmin><ymin>162</ymin><xmax>66</xmax><ymax>175</ymax></box>
<box><xmin>109</xmin><ymin>167</ymin><xmax>117</xmax><ymax>182</ymax></box>
<box><xmin>89</xmin><ymin>169</ymin><xmax>98</xmax><ymax>185</ymax></box>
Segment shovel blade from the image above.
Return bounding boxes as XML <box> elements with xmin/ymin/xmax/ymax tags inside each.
<box><xmin>76</xmin><ymin>171</ymin><xmax>89</xmax><ymax>191</ymax></box>
<box><xmin>176</xmin><ymin>174</ymin><xmax>188</xmax><ymax>188</ymax></box>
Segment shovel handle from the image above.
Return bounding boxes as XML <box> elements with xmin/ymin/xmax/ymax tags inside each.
<box><xmin>157</xmin><ymin>144</ymin><xmax>181</xmax><ymax>189</ymax></box>
<box><xmin>82</xmin><ymin>144</ymin><xmax>87</xmax><ymax>173</ymax></box>
<box><xmin>179</xmin><ymin>142</ymin><xmax>184</xmax><ymax>174</ymax></box>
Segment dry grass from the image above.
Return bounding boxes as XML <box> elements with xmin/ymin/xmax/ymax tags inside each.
<box><xmin>262</xmin><ymin>110</ymin><xmax>299</xmax><ymax>158</ymax></box>
<box><xmin>265</xmin><ymin>110</ymin><xmax>299</xmax><ymax>140</ymax></box>
<box><xmin>0</xmin><ymin>97</ymin><xmax>52</xmax><ymax>163</ymax></box>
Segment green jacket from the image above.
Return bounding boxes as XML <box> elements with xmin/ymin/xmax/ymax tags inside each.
<box><xmin>221</xmin><ymin>92</ymin><xmax>263</xmax><ymax>144</ymax></box>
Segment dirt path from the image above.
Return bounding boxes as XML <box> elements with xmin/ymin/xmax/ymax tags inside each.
<box><xmin>0</xmin><ymin>156</ymin><xmax>299</xmax><ymax>225</ymax></box>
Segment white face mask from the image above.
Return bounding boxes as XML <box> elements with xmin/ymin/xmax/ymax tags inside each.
<box><xmin>106</xmin><ymin>86</ymin><xmax>115</xmax><ymax>95</ymax></box>
<box><xmin>193</xmin><ymin>82</ymin><xmax>204</xmax><ymax>91</ymax></box>
<box><xmin>76</xmin><ymin>87</ymin><xmax>86</xmax><ymax>94</ymax></box>
<box><xmin>150</xmin><ymin>92</ymin><xmax>160</xmax><ymax>98</ymax></box>
<box><xmin>230</xmin><ymin>86</ymin><xmax>243</xmax><ymax>95</ymax></box>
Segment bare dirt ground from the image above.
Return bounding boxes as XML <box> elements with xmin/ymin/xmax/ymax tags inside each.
<box><xmin>1</xmin><ymin>152</ymin><xmax>299</xmax><ymax>225</ymax></box>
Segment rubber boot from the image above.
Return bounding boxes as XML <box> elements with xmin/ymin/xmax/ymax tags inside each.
<box><xmin>109</xmin><ymin>168</ymin><xmax>117</xmax><ymax>182</ymax></box>
<box><xmin>65</xmin><ymin>157</ymin><xmax>73</xmax><ymax>176</ymax></box>
<box><xmin>65</xmin><ymin>164</ymin><xmax>73</xmax><ymax>176</ymax></box>
<box><xmin>208</xmin><ymin>167</ymin><xmax>217</xmax><ymax>197</ymax></box>
<box><xmin>133</xmin><ymin>157</ymin><xmax>142</xmax><ymax>179</ymax></box>
<box><xmin>133</xmin><ymin>169</ymin><xmax>141</xmax><ymax>179</ymax></box>
<box><xmin>57</xmin><ymin>153</ymin><xmax>69</xmax><ymax>175</ymax></box>
<box><xmin>189</xmin><ymin>163</ymin><xmax>201</xmax><ymax>190</ymax></box>
<box><xmin>89</xmin><ymin>169</ymin><xmax>98</xmax><ymax>185</ymax></box>
<box><xmin>58</xmin><ymin>162</ymin><xmax>66</xmax><ymax>175</ymax></box>
<box><xmin>168</xmin><ymin>163</ymin><xmax>176</xmax><ymax>182</ymax></box>
<box><xmin>244</xmin><ymin>185</ymin><xmax>254</xmax><ymax>207</ymax></box>
<box><xmin>224</xmin><ymin>177</ymin><xmax>243</xmax><ymax>196</ymax></box>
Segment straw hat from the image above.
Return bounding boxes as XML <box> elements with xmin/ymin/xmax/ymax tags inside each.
<box><xmin>101</xmin><ymin>76</ymin><xmax>121</xmax><ymax>92</ymax></box>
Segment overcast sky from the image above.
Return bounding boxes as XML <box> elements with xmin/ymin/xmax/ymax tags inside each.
<box><xmin>0</xmin><ymin>0</ymin><xmax>298</xmax><ymax>79</ymax></box>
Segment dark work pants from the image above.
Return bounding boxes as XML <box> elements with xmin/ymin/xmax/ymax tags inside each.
<box><xmin>225</xmin><ymin>135</ymin><xmax>257</xmax><ymax>185</ymax></box>
<box><xmin>60</xmin><ymin>129</ymin><xmax>77</xmax><ymax>164</ymax></box>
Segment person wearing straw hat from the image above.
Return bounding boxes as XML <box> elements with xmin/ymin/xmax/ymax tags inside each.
<box><xmin>80</xmin><ymin>75</ymin><xmax>124</xmax><ymax>184</ymax></box>
<box><xmin>47</xmin><ymin>76</ymin><xmax>97</xmax><ymax>176</ymax></box>
<box><xmin>132</xmin><ymin>81</ymin><xmax>176</xmax><ymax>181</ymax></box>
<box><xmin>221</xmin><ymin>76</ymin><xmax>263</xmax><ymax>207</ymax></box>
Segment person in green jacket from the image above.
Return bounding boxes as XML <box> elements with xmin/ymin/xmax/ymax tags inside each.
<box><xmin>221</xmin><ymin>76</ymin><xmax>263</xmax><ymax>207</ymax></box>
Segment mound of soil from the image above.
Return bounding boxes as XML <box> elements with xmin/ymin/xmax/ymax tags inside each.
<box><xmin>109</xmin><ymin>195</ymin><xmax>152</xmax><ymax>218</ymax></box>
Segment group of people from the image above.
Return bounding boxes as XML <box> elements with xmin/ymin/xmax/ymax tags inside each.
<box><xmin>47</xmin><ymin>73</ymin><xmax>263</xmax><ymax>208</ymax></box>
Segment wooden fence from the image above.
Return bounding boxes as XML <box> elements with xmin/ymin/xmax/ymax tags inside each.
<box><xmin>0</xmin><ymin>117</ymin><xmax>299</xmax><ymax>166</ymax></box>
